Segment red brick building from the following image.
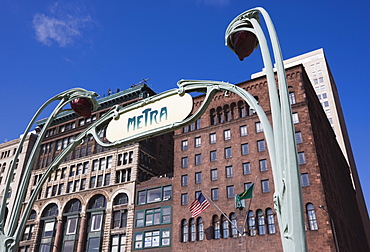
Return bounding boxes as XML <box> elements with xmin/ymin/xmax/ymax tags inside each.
<box><xmin>171</xmin><ymin>64</ymin><xmax>369</xmax><ymax>251</ymax></box>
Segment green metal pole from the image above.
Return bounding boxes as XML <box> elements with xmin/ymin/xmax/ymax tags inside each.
<box><xmin>225</xmin><ymin>7</ymin><xmax>308</xmax><ymax>251</ymax></box>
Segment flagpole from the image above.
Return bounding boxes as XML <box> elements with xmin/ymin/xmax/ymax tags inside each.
<box><xmin>242</xmin><ymin>177</ymin><xmax>258</xmax><ymax>234</ymax></box>
<box><xmin>201</xmin><ymin>190</ymin><xmax>244</xmax><ymax>236</ymax></box>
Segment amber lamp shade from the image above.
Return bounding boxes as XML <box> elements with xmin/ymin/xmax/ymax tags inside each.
<box><xmin>70</xmin><ymin>98</ymin><xmax>93</xmax><ymax>118</ymax></box>
<box><xmin>232</xmin><ymin>30</ymin><xmax>258</xmax><ymax>61</ymax></box>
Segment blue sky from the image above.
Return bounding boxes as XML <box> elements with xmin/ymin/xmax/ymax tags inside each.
<box><xmin>0</xmin><ymin>1</ymin><xmax>369</xmax><ymax>210</ymax></box>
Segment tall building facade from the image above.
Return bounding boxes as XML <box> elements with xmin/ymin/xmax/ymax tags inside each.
<box><xmin>252</xmin><ymin>48</ymin><xmax>370</xmax><ymax>241</ymax></box>
<box><xmin>0</xmin><ymin>133</ymin><xmax>37</xmax><ymax>233</ymax></box>
<box><xmin>171</xmin><ymin>64</ymin><xmax>369</xmax><ymax>251</ymax></box>
<box><xmin>18</xmin><ymin>84</ymin><xmax>174</xmax><ymax>252</ymax></box>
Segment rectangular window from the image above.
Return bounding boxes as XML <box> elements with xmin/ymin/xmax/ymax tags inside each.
<box><xmin>262</xmin><ymin>180</ymin><xmax>270</xmax><ymax>193</ymax></box>
<box><xmin>163</xmin><ymin>186</ymin><xmax>172</xmax><ymax>201</ymax></box>
<box><xmin>195</xmin><ymin>154</ymin><xmax>201</xmax><ymax>165</ymax></box>
<box><xmin>195</xmin><ymin>172</ymin><xmax>202</xmax><ymax>184</ymax></box>
<box><xmin>241</xmin><ymin>143</ymin><xmax>249</xmax><ymax>155</ymax></box>
<box><xmin>244</xmin><ymin>182</ymin><xmax>253</xmax><ymax>191</ymax></box>
<box><xmin>301</xmin><ymin>173</ymin><xmax>310</xmax><ymax>187</ymax></box>
<box><xmin>138</xmin><ymin>191</ymin><xmax>146</xmax><ymax>205</ymax></box>
<box><xmin>224</xmin><ymin>147</ymin><xmax>232</xmax><ymax>159</ymax></box>
<box><xmin>195</xmin><ymin>191</ymin><xmax>201</xmax><ymax>200</ymax></box>
<box><xmin>51</xmin><ymin>185</ymin><xmax>57</xmax><ymax>196</ymax></box>
<box><xmin>58</xmin><ymin>184</ymin><xmax>64</xmax><ymax>195</ymax></box>
<box><xmin>147</xmin><ymin>188</ymin><xmax>162</xmax><ymax>203</ymax></box>
<box><xmin>298</xmin><ymin>152</ymin><xmax>306</xmax><ymax>164</ymax></box>
<box><xmin>224</xmin><ymin>129</ymin><xmax>231</xmax><ymax>140</ymax></box>
<box><xmin>67</xmin><ymin>182</ymin><xmax>73</xmax><ymax>193</ymax></box>
<box><xmin>240</xmin><ymin>125</ymin><xmax>248</xmax><ymax>136</ymax></box>
<box><xmin>210</xmin><ymin>150</ymin><xmax>217</xmax><ymax>162</ymax></box>
<box><xmin>289</xmin><ymin>92</ymin><xmax>296</xmax><ymax>105</ymax></box>
<box><xmin>69</xmin><ymin>165</ymin><xmax>75</xmax><ymax>177</ymax></box>
<box><xmin>295</xmin><ymin>132</ymin><xmax>303</xmax><ymax>144</ymax></box>
<box><xmin>134</xmin><ymin>229</ymin><xmax>171</xmax><ymax>249</ymax></box>
<box><xmin>209</xmin><ymin>133</ymin><xmax>216</xmax><ymax>144</ymax></box>
<box><xmin>80</xmin><ymin>179</ymin><xmax>86</xmax><ymax>190</ymax></box>
<box><xmin>111</xmin><ymin>234</ymin><xmax>126</xmax><ymax>252</ymax></box>
<box><xmin>256</xmin><ymin>122</ymin><xmax>263</xmax><ymax>133</ymax></box>
<box><xmin>91</xmin><ymin>214</ymin><xmax>103</xmax><ymax>231</ymax></box>
<box><xmin>259</xmin><ymin>159</ymin><xmax>268</xmax><ymax>172</ymax></box>
<box><xmin>145</xmin><ymin>208</ymin><xmax>161</xmax><ymax>226</ymax></box>
<box><xmin>74</xmin><ymin>180</ymin><xmax>80</xmax><ymax>192</ymax></box>
<box><xmin>90</xmin><ymin>177</ymin><xmax>96</xmax><ymax>188</ymax></box>
<box><xmin>243</xmin><ymin>162</ymin><xmax>251</xmax><ymax>175</ymax></box>
<box><xmin>181</xmin><ymin>193</ymin><xmax>188</xmax><ymax>205</ymax></box>
<box><xmin>225</xmin><ymin>166</ymin><xmax>233</xmax><ymax>178</ymax></box>
<box><xmin>66</xmin><ymin>218</ymin><xmax>78</xmax><ymax>235</ymax></box>
<box><xmin>181</xmin><ymin>157</ymin><xmax>188</xmax><ymax>168</ymax></box>
<box><xmin>181</xmin><ymin>175</ymin><xmax>188</xmax><ymax>186</ymax></box>
<box><xmin>99</xmin><ymin>158</ymin><xmax>106</xmax><ymax>170</ymax></box>
<box><xmin>211</xmin><ymin>188</ymin><xmax>218</xmax><ymax>201</ymax></box>
<box><xmin>257</xmin><ymin>140</ymin><xmax>265</xmax><ymax>152</ymax></box>
<box><xmin>211</xmin><ymin>169</ymin><xmax>218</xmax><ymax>181</ymax></box>
<box><xmin>97</xmin><ymin>175</ymin><xmax>103</xmax><ymax>187</ymax></box>
<box><xmin>83</xmin><ymin>162</ymin><xmax>89</xmax><ymax>174</ymax></box>
<box><xmin>195</xmin><ymin>137</ymin><xmax>201</xmax><ymax>148</ymax></box>
<box><xmin>182</xmin><ymin>140</ymin><xmax>188</xmax><ymax>151</ymax></box>
<box><xmin>107</xmin><ymin>156</ymin><xmax>113</xmax><ymax>169</ymax></box>
<box><xmin>292</xmin><ymin>113</ymin><xmax>299</xmax><ymax>124</ymax></box>
<box><xmin>104</xmin><ymin>173</ymin><xmax>111</xmax><ymax>186</ymax></box>
<box><xmin>76</xmin><ymin>163</ymin><xmax>83</xmax><ymax>175</ymax></box>
<box><xmin>227</xmin><ymin>185</ymin><xmax>234</xmax><ymax>198</ymax></box>
<box><xmin>92</xmin><ymin>160</ymin><xmax>99</xmax><ymax>171</ymax></box>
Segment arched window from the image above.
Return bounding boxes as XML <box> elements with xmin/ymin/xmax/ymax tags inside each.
<box><xmin>266</xmin><ymin>208</ymin><xmax>276</xmax><ymax>234</ymax></box>
<box><xmin>181</xmin><ymin>219</ymin><xmax>188</xmax><ymax>242</ymax></box>
<box><xmin>210</xmin><ymin>109</ymin><xmax>217</xmax><ymax>126</ymax></box>
<box><xmin>307</xmin><ymin>203</ymin><xmax>318</xmax><ymax>230</ymax></box>
<box><xmin>62</xmin><ymin>199</ymin><xmax>82</xmax><ymax>251</ymax></box>
<box><xmin>112</xmin><ymin>194</ymin><xmax>128</xmax><ymax>229</ymax></box>
<box><xmin>86</xmin><ymin>195</ymin><xmax>106</xmax><ymax>252</ymax></box>
<box><xmin>238</xmin><ymin>101</ymin><xmax>246</xmax><ymax>118</ymax></box>
<box><xmin>39</xmin><ymin>204</ymin><xmax>59</xmax><ymax>252</ymax></box>
<box><xmin>230</xmin><ymin>102</ymin><xmax>236</xmax><ymax>121</ymax></box>
<box><xmin>190</xmin><ymin>218</ymin><xmax>196</xmax><ymax>241</ymax></box>
<box><xmin>224</xmin><ymin>105</ymin><xmax>231</xmax><ymax>122</ymax></box>
<box><xmin>257</xmin><ymin>209</ymin><xmax>266</xmax><ymax>235</ymax></box>
<box><xmin>230</xmin><ymin>213</ymin><xmax>238</xmax><ymax>237</ymax></box>
<box><xmin>216</xmin><ymin>107</ymin><xmax>223</xmax><ymax>124</ymax></box>
<box><xmin>197</xmin><ymin>217</ymin><xmax>204</xmax><ymax>241</ymax></box>
<box><xmin>114</xmin><ymin>193</ymin><xmax>128</xmax><ymax>206</ymax></box>
<box><xmin>213</xmin><ymin>215</ymin><xmax>220</xmax><ymax>239</ymax></box>
<box><xmin>247</xmin><ymin>211</ymin><xmax>256</xmax><ymax>236</ymax></box>
<box><xmin>221</xmin><ymin>215</ymin><xmax>229</xmax><ymax>238</ymax></box>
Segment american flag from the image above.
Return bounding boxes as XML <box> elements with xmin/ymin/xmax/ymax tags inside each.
<box><xmin>189</xmin><ymin>193</ymin><xmax>210</xmax><ymax>218</ymax></box>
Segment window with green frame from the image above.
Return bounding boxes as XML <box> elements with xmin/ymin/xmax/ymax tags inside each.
<box><xmin>135</xmin><ymin>206</ymin><xmax>171</xmax><ymax>228</ymax></box>
<box><xmin>137</xmin><ymin>185</ymin><xmax>172</xmax><ymax>205</ymax></box>
<box><xmin>134</xmin><ymin>228</ymin><xmax>171</xmax><ymax>249</ymax></box>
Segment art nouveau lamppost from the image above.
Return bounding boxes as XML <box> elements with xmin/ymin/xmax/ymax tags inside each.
<box><xmin>0</xmin><ymin>89</ymin><xmax>99</xmax><ymax>252</ymax></box>
<box><xmin>225</xmin><ymin>7</ymin><xmax>308</xmax><ymax>251</ymax></box>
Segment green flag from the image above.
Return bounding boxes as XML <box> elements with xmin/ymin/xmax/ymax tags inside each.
<box><xmin>237</xmin><ymin>183</ymin><xmax>254</xmax><ymax>200</ymax></box>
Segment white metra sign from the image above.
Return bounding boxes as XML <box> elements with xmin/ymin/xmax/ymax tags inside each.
<box><xmin>106</xmin><ymin>93</ymin><xmax>193</xmax><ymax>142</ymax></box>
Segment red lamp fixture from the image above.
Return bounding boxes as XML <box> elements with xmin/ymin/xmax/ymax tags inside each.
<box><xmin>232</xmin><ymin>30</ymin><xmax>258</xmax><ymax>61</ymax></box>
<box><xmin>70</xmin><ymin>98</ymin><xmax>93</xmax><ymax>118</ymax></box>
